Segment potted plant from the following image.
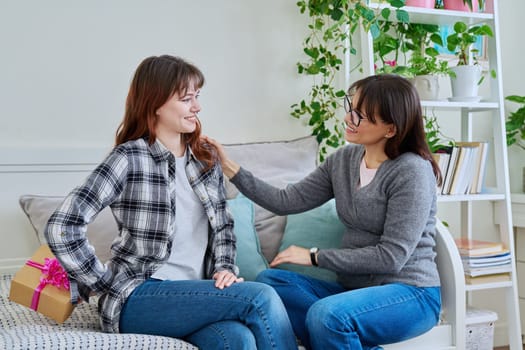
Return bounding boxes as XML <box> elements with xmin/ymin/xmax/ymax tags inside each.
<box><xmin>374</xmin><ymin>22</ymin><xmax>450</xmax><ymax>100</ymax></box>
<box><xmin>399</xmin><ymin>23</ymin><xmax>450</xmax><ymax>100</ymax></box>
<box><xmin>445</xmin><ymin>20</ymin><xmax>494</xmax><ymax>101</ymax></box>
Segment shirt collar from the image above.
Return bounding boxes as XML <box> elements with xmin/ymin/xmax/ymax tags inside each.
<box><xmin>148</xmin><ymin>138</ymin><xmax>197</xmax><ymax>164</ymax></box>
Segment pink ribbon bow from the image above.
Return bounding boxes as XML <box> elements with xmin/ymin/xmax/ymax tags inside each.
<box><xmin>26</xmin><ymin>257</ymin><xmax>70</xmax><ymax>311</ymax></box>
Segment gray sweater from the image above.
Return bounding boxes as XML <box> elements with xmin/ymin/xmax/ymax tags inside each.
<box><xmin>230</xmin><ymin>144</ymin><xmax>440</xmax><ymax>289</ymax></box>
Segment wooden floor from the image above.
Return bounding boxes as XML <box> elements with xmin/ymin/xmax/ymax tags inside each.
<box><xmin>494</xmin><ymin>346</ymin><xmax>525</xmax><ymax>349</ymax></box>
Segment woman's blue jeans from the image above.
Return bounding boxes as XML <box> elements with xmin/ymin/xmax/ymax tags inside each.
<box><xmin>119</xmin><ymin>278</ymin><xmax>298</xmax><ymax>350</ymax></box>
<box><xmin>256</xmin><ymin>269</ymin><xmax>441</xmax><ymax>350</ymax></box>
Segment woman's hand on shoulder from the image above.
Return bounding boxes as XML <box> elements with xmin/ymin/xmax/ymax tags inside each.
<box><xmin>213</xmin><ymin>270</ymin><xmax>244</xmax><ymax>289</ymax></box>
<box><xmin>201</xmin><ymin>135</ymin><xmax>240</xmax><ymax>179</ymax></box>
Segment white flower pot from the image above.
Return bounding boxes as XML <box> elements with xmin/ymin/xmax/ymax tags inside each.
<box><xmin>449</xmin><ymin>65</ymin><xmax>482</xmax><ymax>101</ymax></box>
<box><xmin>409</xmin><ymin>75</ymin><xmax>440</xmax><ymax>100</ymax></box>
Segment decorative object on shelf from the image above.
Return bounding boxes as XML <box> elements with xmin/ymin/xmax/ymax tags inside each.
<box><xmin>291</xmin><ymin>0</ymin><xmax>409</xmax><ymax>160</ymax></box>
<box><xmin>443</xmin><ymin>0</ymin><xmax>483</xmax><ymax>12</ymax></box>
<box><xmin>504</xmin><ymin>95</ymin><xmax>525</xmax><ymax>192</ymax></box>
<box><xmin>405</xmin><ymin>0</ymin><xmax>436</xmax><ymax>8</ymax></box>
<box><xmin>445</xmin><ymin>21</ymin><xmax>494</xmax><ymax>101</ymax></box>
<box><xmin>398</xmin><ymin>23</ymin><xmax>451</xmax><ymax>100</ymax></box>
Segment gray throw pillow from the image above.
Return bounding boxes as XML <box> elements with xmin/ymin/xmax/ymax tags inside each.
<box><xmin>224</xmin><ymin>136</ymin><xmax>319</xmax><ymax>262</ymax></box>
<box><xmin>19</xmin><ymin>195</ymin><xmax>118</xmax><ymax>263</ymax></box>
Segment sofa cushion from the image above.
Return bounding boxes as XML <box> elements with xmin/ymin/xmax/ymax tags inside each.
<box><xmin>19</xmin><ymin>195</ymin><xmax>118</xmax><ymax>263</ymax></box>
<box><xmin>224</xmin><ymin>136</ymin><xmax>319</xmax><ymax>261</ymax></box>
<box><xmin>227</xmin><ymin>194</ymin><xmax>268</xmax><ymax>281</ymax></box>
<box><xmin>277</xmin><ymin>199</ymin><xmax>345</xmax><ymax>281</ymax></box>
<box><xmin>19</xmin><ymin>192</ymin><xmax>271</xmax><ymax>281</ymax></box>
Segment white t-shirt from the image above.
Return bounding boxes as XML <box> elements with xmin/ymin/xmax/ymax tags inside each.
<box><xmin>359</xmin><ymin>157</ymin><xmax>378</xmax><ymax>188</ymax></box>
<box><xmin>152</xmin><ymin>153</ymin><xmax>209</xmax><ymax>281</ymax></box>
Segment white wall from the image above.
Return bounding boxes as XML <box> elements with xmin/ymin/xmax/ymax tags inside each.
<box><xmin>499</xmin><ymin>0</ymin><xmax>525</xmax><ymax>193</ymax></box>
<box><xmin>0</xmin><ymin>0</ymin><xmax>311</xmax><ymax>150</ymax></box>
<box><xmin>0</xmin><ymin>0</ymin><xmax>312</xmax><ymax>263</ymax></box>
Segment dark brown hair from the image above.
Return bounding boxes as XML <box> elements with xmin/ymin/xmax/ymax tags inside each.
<box><xmin>348</xmin><ymin>74</ymin><xmax>442</xmax><ymax>185</ymax></box>
<box><xmin>115</xmin><ymin>55</ymin><xmax>216</xmax><ymax>171</ymax></box>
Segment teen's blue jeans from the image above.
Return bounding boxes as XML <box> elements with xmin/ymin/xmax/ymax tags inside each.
<box><xmin>256</xmin><ymin>269</ymin><xmax>441</xmax><ymax>350</ymax></box>
<box><xmin>119</xmin><ymin>278</ymin><xmax>298</xmax><ymax>350</ymax></box>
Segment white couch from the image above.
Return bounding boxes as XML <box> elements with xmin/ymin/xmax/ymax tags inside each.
<box><xmin>1</xmin><ymin>136</ymin><xmax>465</xmax><ymax>349</ymax></box>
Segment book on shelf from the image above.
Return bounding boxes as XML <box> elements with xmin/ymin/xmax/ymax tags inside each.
<box><xmin>439</xmin><ymin>146</ymin><xmax>459</xmax><ymax>195</ymax></box>
<box><xmin>463</xmin><ymin>141</ymin><xmax>489</xmax><ymax>194</ymax></box>
<box><xmin>461</xmin><ymin>249</ymin><xmax>511</xmax><ymax>267</ymax></box>
<box><xmin>465</xmin><ymin>272</ymin><xmax>511</xmax><ymax>285</ymax></box>
<box><xmin>432</xmin><ymin>150</ymin><xmax>451</xmax><ymax>193</ymax></box>
<box><xmin>449</xmin><ymin>145</ymin><xmax>476</xmax><ymax>195</ymax></box>
<box><xmin>463</xmin><ymin>263</ymin><xmax>513</xmax><ymax>277</ymax></box>
<box><xmin>454</xmin><ymin>237</ymin><xmax>505</xmax><ymax>256</ymax></box>
<box><xmin>435</xmin><ymin>141</ymin><xmax>489</xmax><ymax>195</ymax></box>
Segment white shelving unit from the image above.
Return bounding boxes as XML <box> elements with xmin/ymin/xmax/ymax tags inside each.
<box><xmin>350</xmin><ymin>1</ymin><xmax>522</xmax><ymax>348</ymax></box>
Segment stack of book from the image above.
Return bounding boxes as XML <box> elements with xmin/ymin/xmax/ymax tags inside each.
<box><xmin>433</xmin><ymin>141</ymin><xmax>489</xmax><ymax>195</ymax></box>
<box><xmin>454</xmin><ymin>237</ymin><xmax>512</xmax><ymax>285</ymax></box>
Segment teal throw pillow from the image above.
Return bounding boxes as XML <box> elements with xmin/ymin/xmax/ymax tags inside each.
<box><xmin>277</xmin><ymin>199</ymin><xmax>345</xmax><ymax>281</ymax></box>
<box><xmin>227</xmin><ymin>194</ymin><xmax>269</xmax><ymax>281</ymax></box>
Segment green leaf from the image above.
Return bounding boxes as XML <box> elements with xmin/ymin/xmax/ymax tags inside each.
<box><xmin>453</xmin><ymin>21</ymin><xmax>467</xmax><ymax>33</ymax></box>
<box><xmin>369</xmin><ymin>23</ymin><xmax>381</xmax><ymax>39</ymax></box>
<box><xmin>390</xmin><ymin>0</ymin><xmax>406</xmax><ymax>8</ymax></box>
<box><xmin>507</xmin><ymin>95</ymin><xmax>525</xmax><ymax>104</ymax></box>
<box><xmin>396</xmin><ymin>9</ymin><xmax>410</xmax><ymax>23</ymax></box>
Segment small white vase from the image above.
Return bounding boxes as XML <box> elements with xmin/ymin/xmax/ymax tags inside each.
<box><xmin>449</xmin><ymin>65</ymin><xmax>482</xmax><ymax>101</ymax></box>
<box><xmin>410</xmin><ymin>75</ymin><xmax>440</xmax><ymax>100</ymax></box>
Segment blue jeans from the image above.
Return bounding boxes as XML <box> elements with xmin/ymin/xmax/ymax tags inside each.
<box><xmin>256</xmin><ymin>269</ymin><xmax>441</xmax><ymax>350</ymax></box>
<box><xmin>119</xmin><ymin>278</ymin><xmax>298</xmax><ymax>350</ymax></box>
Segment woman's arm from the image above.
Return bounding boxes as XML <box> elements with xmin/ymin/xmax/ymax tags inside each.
<box><xmin>203</xmin><ymin>135</ymin><xmax>334</xmax><ymax>215</ymax></box>
<box><xmin>44</xmin><ymin>149</ymin><xmax>128</xmax><ymax>300</ymax></box>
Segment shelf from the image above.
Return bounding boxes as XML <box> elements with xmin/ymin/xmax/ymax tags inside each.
<box><xmin>437</xmin><ymin>192</ymin><xmax>505</xmax><ymax>203</ymax></box>
<box><xmin>368</xmin><ymin>3</ymin><xmax>493</xmax><ymax>26</ymax></box>
<box><xmin>466</xmin><ymin>280</ymin><xmax>514</xmax><ymax>291</ymax></box>
<box><xmin>356</xmin><ymin>2</ymin><xmax>522</xmax><ymax>347</ymax></box>
<box><xmin>420</xmin><ymin>99</ymin><xmax>499</xmax><ymax>110</ymax></box>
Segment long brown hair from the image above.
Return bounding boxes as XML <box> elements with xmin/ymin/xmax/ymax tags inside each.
<box><xmin>116</xmin><ymin>55</ymin><xmax>216</xmax><ymax>171</ymax></box>
<box><xmin>349</xmin><ymin>74</ymin><xmax>442</xmax><ymax>185</ymax></box>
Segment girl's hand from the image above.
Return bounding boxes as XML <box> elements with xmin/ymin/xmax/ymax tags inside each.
<box><xmin>201</xmin><ymin>135</ymin><xmax>240</xmax><ymax>179</ymax></box>
<box><xmin>270</xmin><ymin>245</ymin><xmax>311</xmax><ymax>267</ymax></box>
<box><xmin>213</xmin><ymin>270</ymin><xmax>244</xmax><ymax>289</ymax></box>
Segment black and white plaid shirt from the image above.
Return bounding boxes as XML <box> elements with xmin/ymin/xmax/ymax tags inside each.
<box><xmin>45</xmin><ymin>138</ymin><xmax>237</xmax><ymax>333</ymax></box>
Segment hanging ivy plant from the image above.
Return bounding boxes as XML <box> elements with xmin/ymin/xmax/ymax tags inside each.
<box><xmin>291</xmin><ymin>0</ymin><xmax>409</xmax><ymax>161</ymax></box>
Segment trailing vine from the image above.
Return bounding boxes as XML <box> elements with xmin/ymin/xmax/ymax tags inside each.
<box><xmin>291</xmin><ymin>0</ymin><xmax>409</xmax><ymax>161</ymax></box>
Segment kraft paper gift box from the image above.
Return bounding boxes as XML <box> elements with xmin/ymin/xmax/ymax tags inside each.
<box><xmin>9</xmin><ymin>245</ymin><xmax>74</xmax><ymax>323</ymax></box>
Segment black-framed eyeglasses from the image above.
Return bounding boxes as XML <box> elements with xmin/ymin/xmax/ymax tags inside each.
<box><xmin>344</xmin><ymin>95</ymin><xmax>365</xmax><ymax>127</ymax></box>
